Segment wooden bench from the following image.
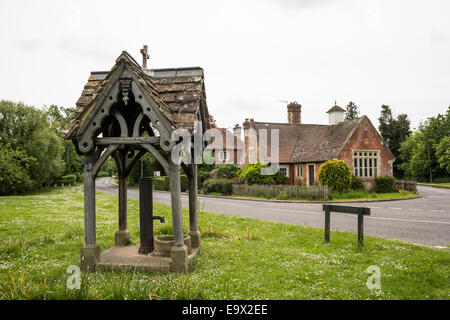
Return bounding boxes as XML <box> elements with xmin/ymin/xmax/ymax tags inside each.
<box><xmin>322</xmin><ymin>204</ymin><xmax>371</xmax><ymax>246</ymax></box>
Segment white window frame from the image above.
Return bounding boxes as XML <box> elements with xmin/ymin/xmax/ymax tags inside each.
<box><xmin>296</xmin><ymin>164</ymin><xmax>303</xmax><ymax>178</ymax></box>
<box><xmin>353</xmin><ymin>150</ymin><xmax>379</xmax><ymax>178</ymax></box>
<box><xmin>219</xmin><ymin>150</ymin><xmax>229</xmax><ymax>161</ymax></box>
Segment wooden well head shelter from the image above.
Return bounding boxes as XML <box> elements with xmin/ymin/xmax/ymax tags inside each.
<box><xmin>64</xmin><ymin>48</ymin><xmax>211</xmax><ymax>272</ymax></box>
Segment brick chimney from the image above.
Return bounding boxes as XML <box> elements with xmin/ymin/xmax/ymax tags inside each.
<box><xmin>287</xmin><ymin>102</ymin><xmax>301</xmax><ymax>124</ymax></box>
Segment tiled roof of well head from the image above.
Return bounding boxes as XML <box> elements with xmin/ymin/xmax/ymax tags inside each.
<box><xmin>63</xmin><ymin>51</ymin><xmax>210</xmax><ymax>139</ymax></box>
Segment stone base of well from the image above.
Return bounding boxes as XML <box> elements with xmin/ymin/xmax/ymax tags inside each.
<box><xmin>96</xmin><ymin>241</ymin><xmax>199</xmax><ymax>273</ymax></box>
<box><xmin>80</xmin><ymin>244</ymin><xmax>100</xmax><ymax>272</ymax></box>
<box><xmin>114</xmin><ymin>229</ymin><xmax>130</xmax><ymax>246</ymax></box>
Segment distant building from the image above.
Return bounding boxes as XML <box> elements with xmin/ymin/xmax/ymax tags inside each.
<box><xmin>242</xmin><ymin>102</ymin><xmax>395</xmax><ymax>189</ymax></box>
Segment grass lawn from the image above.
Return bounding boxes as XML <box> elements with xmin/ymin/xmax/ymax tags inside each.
<box><xmin>419</xmin><ymin>182</ymin><xmax>450</xmax><ymax>188</ymax></box>
<box><xmin>329</xmin><ymin>190</ymin><xmax>419</xmax><ymax>201</ymax></box>
<box><xmin>206</xmin><ymin>190</ymin><xmax>418</xmax><ymax>202</ymax></box>
<box><xmin>0</xmin><ymin>188</ymin><xmax>448</xmax><ymax>300</ymax></box>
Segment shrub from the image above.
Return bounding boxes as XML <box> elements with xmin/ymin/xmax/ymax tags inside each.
<box><xmin>215</xmin><ymin>164</ymin><xmax>239</xmax><ymax>179</ymax></box>
<box><xmin>55</xmin><ymin>174</ymin><xmax>77</xmax><ymax>185</ymax></box>
<box><xmin>239</xmin><ymin>162</ymin><xmax>287</xmax><ymax>185</ymax></box>
<box><xmin>350</xmin><ymin>175</ymin><xmax>364</xmax><ymax>191</ymax></box>
<box><xmin>318</xmin><ymin>160</ymin><xmax>352</xmax><ymax>192</ymax></box>
<box><xmin>202</xmin><ymin>179</ymin><xmax>234</xmax><ymax>195</ymax></box>
<box><xmin>374</xmin><ymin>176</ymin><xmax>396</xmax><ymax>193</ymax></box>
<box><xmin>152</xmin><ymin>175</ymin><xmax>188</xmax><ymax>192</ymax></box>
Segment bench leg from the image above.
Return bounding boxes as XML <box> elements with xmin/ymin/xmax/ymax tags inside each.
<box><xmin>325</xmin><ymin>210</ymin><xmax>330</xmax><ymax>243</ymax></box>
<box><xmin>358</xmin><ymin>214</ymin><xmax>364</xmax><ymax>246</ymax></box>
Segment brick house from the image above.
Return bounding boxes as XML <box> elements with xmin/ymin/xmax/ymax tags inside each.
<box><xmin>205</xmin><ymin>125</ymin><xmax>244</xmax><ymax>164</ymax></box>
<box><xmin>242</xmin><ymin>102</ymin><xmax>395</xmax><ymax>189</ymax></box>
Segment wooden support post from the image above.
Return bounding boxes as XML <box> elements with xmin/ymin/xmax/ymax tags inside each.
<box><xmin>188</xmin><ymin>164</ymin><xmax>198</xmax><ymax>232</ymax></box>
<box><xmin>169</xmin><ymin>158</ymin><xmax>184</xmax><ymax>247</ymax></box>
<box><xmin>118</xmin><ymin>173</ymin><xmax>127</xmax><ymax>230</ymax></box>
<box><xmin>188</xmin><ymin>163</ymin><xmax>201</xmax><ymax>248</ymax></box>
<box><xmin>81</xmin><ymin>151</ymin><xmax>100</xmax><ymax>271</ymax></box>
<box><xmin>324</xmin><ymin>210</ymin><xmax>330</xmax><ymax>243</ymax></box>
<box><xmin>358</xmin><ymin>214</ymin><xmax>364</xmax><ymax>247</ymax></box>
<box><xmin>115</xmin><ymin>150</ymin><xmax>130</xmax><ymax>246</ymax></box>
<box><xmin>83</xmin><ymin>152</ymin><xmax>96</xmax><ymax>245</ymax></box>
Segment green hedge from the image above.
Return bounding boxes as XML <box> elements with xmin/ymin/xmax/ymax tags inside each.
<box><xmin>350</xmin><ymin>175</ymin><xmax>364</xmax><ymax>191</ymax></box>
<box><xmin>55</xmin><ymin>174</ymin><xmax>77</xmax><ymax>185</ymax></box>
<box><xmin>374</xmin><ymin>176</ymin><xmax>396</xmax><ymax>193</ymax></box>
<box><xmin>202</xmin><ymin>179</ymin><xmax>234</xmax><ymax>195</ymax></box>
<box><xmin>152</xmin><ymin>175</ymin><xmax>188</xmax><ymax>192</ymax></box>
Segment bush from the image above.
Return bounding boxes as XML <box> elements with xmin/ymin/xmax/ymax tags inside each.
<box><xmin>202</xmin><ymin>179</ymin><xmax>234</xmax><ymax>195</ymax></box>
<box><xmin>239</xmin><ymin>162</ymin><xmax>287</xmax><ymax>185</ymax></box>
<box><xmin>318</xmin><ymin>160</ymin><xmax>352</xmax><ymax>192</ymax></box>
<box><xmin>215</xmin><ymin>164</ymin><xmax>239</xmax><ymax>179</ymax></box>
<box><xmin>350</xmin><ymin>175</ymin><xmax>364</xmax><ymax>191</ymax></box>
<box><xmin>152</xmin><ymin>175</ymin><xmax>188</xmax><ymax>192</ymax></box>
<box><xmin>53</xmin><ymin>174</ymin><xmax>77</xmax><ymax>185</ymax></box>
<box><xmin>374</xmin><ymin>176</ymin><xmax>396</xmax><ymax>193</ymax></box>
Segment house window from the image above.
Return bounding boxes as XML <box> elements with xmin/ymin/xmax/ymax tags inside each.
<box><xmin>219</xmin><ymin>150</ymin><xmax>228</xmax><ymax>161</ymax></box>
<box><xmin>279</xmin><ymin>167</ymin><xmax>287</xmax><ymax>177</ymax></box>
<box><xmin>296</xmin><ymin>164</ymin><xmax>303</xmax><ymax>177</ymax></box>
<box><xmin>353</xmin><ymin>151</ymin><xmax>378</xmax><ymax>178</ymax></box>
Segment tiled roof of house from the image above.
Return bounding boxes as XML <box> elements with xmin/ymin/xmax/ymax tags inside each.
<box><xmin>290</xmin><ymin>118</ymin><xmax>362</xmax><ymax>162</ymax></box>
<box><xmin>63</xmin><ymin>51</ymin><xmax>210</xmax><ymax>139</ymax></box>
<box><xmin>205</xmin><ymin>127</ymin><xmax>244</xmax><ymax>151</ymax></box>
<box><xmin>252</xmin><ymin>118</ymin><xmax>364</xmax><ymax>163</ymax></box>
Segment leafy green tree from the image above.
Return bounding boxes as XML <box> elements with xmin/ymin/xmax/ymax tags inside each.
<box><xmin>400</xmin><ymin>107</ymin><xmax>449</xmax><ymax>181</ymax></box>
<box><xmin>0</xmin><ymin>100</ymin><xmax>64</xmax><ymax>187</ymax></box>
<box><xmin>215</xmin><ymin>164</ymin><xmax>239</xmax><ymax>179</ymax></box>
<box><xmin>378</xmin><ymin>105</ymin><xmax>411</xmax><ymax>177</ymax></box>
<box><xmin>435</xmin><ymin>136</ymin><xmax>450</xmax><ymax>173</ymax></box>
<box><xmin>345</xmin><ymin>101</ymin><xmax>360</xmax><ymax>120</ymax></box>
<box><xmin>318</xmin><ymin>160</ymin><xmax>352</xmax><ymax>192</ymax></box>
<box><xmin>0</xmin><ymin>143</ymin><xmax>35</xmax><ymax>195</ymax></box>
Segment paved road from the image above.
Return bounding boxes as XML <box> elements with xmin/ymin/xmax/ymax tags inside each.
<box><xmin>96</xmin><ymin>178</ymin><xmax>450</xmax><ymax>248</ymax></box>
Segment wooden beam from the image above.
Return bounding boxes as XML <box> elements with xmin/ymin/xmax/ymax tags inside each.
<box><xmin>94</xmin><ymin>136</ymin><xmax>160</xmax><ymax>145</ymax></box>
<box><xmin>92</xmin><ymin>145</ymin><xmax>119</xmax><ymax>178</ymax></box>
<box><xmin>322</xmin><ymin>204</ymin><xmax>370</xmax><ymax>216</ymax></box>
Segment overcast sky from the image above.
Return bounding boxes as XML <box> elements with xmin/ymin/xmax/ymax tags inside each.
<box><xmin>1</xmin><ymin>0</ymin><xmax>449</xmax><ymax>131</ymax></box>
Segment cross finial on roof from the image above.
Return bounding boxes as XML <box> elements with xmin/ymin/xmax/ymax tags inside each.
<box><xmin>140</xmin><ymin>45</ymin><xmax>149</xmax><ymax>69</ymax></box>
<box><xmin>335</xmin><ymin>100</ymin><xmax>337</xmax><ymax>106</ymax></box>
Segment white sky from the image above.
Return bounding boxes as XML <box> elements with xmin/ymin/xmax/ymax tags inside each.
<box><xmin>0</xmin><ymin>0</ymin><xmax>449</xmax><ymax>131</ymax></box>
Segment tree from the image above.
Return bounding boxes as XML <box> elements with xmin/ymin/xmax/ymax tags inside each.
<box><xmin>345</xmin><ymin>101</ymin><xmax>360</xmax><ymax>120</ymax></box>
<box><xmin>0</xmin><ymin>143</ymin><xmax>35</xmax><ymax>195</ymax></box>
<box><xmin>399</xmin><ymin>107</ymin><xmax>450</xmax><ymax>181</ymax></box>
<box><xmin>0</xmin><ymin>100</ymin><xmax>64</xmax><ymax>187</ymax></box>
<box><xmin>435</xmin><ymin>136</ymin><xmax>450</xmax><ymax>173</ymax></box>
<box><xmin>378</xmin><ymin>105</ymin><xmax>411</xmax><ymax>177</ymax></box>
